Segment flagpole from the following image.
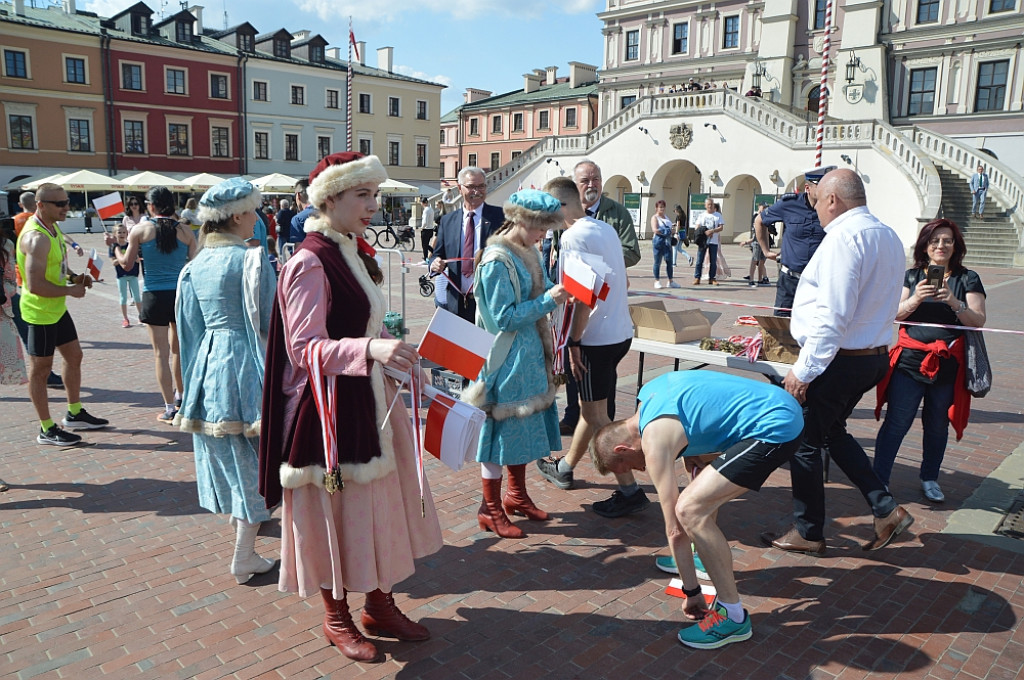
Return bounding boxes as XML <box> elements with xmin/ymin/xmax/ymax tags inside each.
<box><xmin>814</xmin><ymin>0</ymin><xmax>833</xmax><ymax>168</ymax></box>
<box><xmin>347</xmin><ymin>16</ymin><xmax>353</xmax><ymax>152</ymax></box>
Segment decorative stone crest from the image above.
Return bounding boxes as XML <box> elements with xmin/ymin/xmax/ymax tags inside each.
<box><xmin>669</xmin><ymin>122</ymin><xmax>694</xmax><ymax>149</ymax></box>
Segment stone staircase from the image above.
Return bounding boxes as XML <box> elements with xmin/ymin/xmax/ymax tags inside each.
<box><xmin>935</xmin><ymin>166</ymin><xmax>1017</xmax><ymax>268</ymax></box>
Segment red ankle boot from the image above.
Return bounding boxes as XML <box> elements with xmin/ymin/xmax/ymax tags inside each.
<box><xmin>503</xmin><ymin>464</ymin><xmax>549</xmax><ymax>521</ymax></box>
<box><xmin>478</xmin><ymin>477</ymin><xmax>525</xmax><ymax>538</ymax></box>
<box><xmin>321</xmin><ymin>589</ymin><xmax>380</xmax><ymax>662</ymax></box>
<box><xmin>361</xmin><ymin>589</ymin><xmax>430</xmax><ymax>641</ymax></box>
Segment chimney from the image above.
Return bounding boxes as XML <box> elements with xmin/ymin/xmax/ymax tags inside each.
<box><xmin>377</xmin><ymin>46</ymin><xmax>393</xmax><ymax>73</ymax></box>
<box><xmin>63</xmin><ymin>0</ymin><xmax>76</xmax><ymax>15</ymax></box>
<box><xmin>14</xmin><ymin>0</ymin><xmax>25</xmax><ymax>16</ymax></box>
<box><xmin>291</xmin><ymin>30</ymin><xmax>310</xmax><ymax>41</ymax></box>
<box><xmin>569</xmin><ymin>61</ymin><xmax>597</xmax><ymax>88</ymax></box>
<box><xmin>523</xmin><ymin>72</ymin><xmax>542</xmax><ymax>94</ymax></box>
<box><xmin>464</xmin><ymin>88</ymin><xmax>492</xmax><ymax>104</ymax></box>
<box><xmin>327</xmin><ymin>47</ymin><xmax>341</xmax><ymax>59</ymax></box>
<box><xmin>188</xmin><ymin>5</ymin><xmax>203</xmax><ymax>33</ymax></box>
<box><xmin>533</xmin><ymin>69</ymin><xmax>546</xmax><ymax>78</ymax></box>
<box><xmin>545</xmin><ymin>66</ymin><xmax>558</xmax><ymax>85</ymax></box>
<box><xmin>357</xmin><ymin>41</ymin><xmax>366</xmax><ymax>65</ymax></box>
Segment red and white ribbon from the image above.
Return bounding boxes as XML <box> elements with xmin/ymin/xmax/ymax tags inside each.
<box><xmin>726</xmin><ymin>333</ymin><xmax>763</xmax><ymax>363</ymax></box>
<box><xmin>303</xmin><ymin>340</ymin><xmax>338</xmax><ymax>474</ymax></box>
<box><xmin>551</xmin><ymin>302</ymin><xmax>575</xmax><ymax>377</ymax></box>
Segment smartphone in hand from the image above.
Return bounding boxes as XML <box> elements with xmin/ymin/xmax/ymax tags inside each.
<box><xmin>925</xmin><ymin>264</ymin><xmax>945</xmax><ymax>291</ymax></box>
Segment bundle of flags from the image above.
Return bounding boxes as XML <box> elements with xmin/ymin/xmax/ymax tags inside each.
<box><xmin>560</xmin><ymin>252</ymin><xmax>611</xmax><ymax>309</ymax></box>
<box><xmin>86</xmin><ymin>249</ymin><xmax>103</xmax><ymax>281</ymax></box>
<box><xmin>421</xmin><ymin>384</ymin><xmax>485</xmax><ymax>472</ymax></box>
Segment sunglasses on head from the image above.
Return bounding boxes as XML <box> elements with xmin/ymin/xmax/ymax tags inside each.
<box><xmin>42</xmin><ymin>200</ymin><xmax>71</xmax><ymax>208</ymax></box>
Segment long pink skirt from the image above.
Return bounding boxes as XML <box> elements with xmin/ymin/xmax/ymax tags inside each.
<box><xmin>278</xmin><ymin>380</ymin><xmax>443</xmax><ymax>598</ymax></box>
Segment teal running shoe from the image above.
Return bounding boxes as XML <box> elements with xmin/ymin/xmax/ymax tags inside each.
<box><xmin>677</xmin><ymin>604</ymin><xmax>752</xmax><ymax>649</ymax></box>
<box><xmin>654</xmin><ymin>549</ymin><xmax>709</xmax><ymax>580</ymax></box>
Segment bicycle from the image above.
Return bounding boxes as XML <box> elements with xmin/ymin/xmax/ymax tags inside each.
<box><xmin>371</xmin><ymin>224</ymin><xmax>416</xmax><ymax>252</ymax></box>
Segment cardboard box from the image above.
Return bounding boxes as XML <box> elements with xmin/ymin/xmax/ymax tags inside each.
<box><xmin>754</xmin><ymin>315</ymin><xmax>801</xmax><ymax>364</ymax></box>
<box><xmin>629</xmin><ymin>301</ymin><xmax>711</xmax><ymax>344</ymax></box>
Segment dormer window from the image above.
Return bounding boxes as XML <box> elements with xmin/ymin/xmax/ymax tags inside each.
<box><xmin>310</xmin><ymin>45</ymin><xmax>324</xmax><ymax>63</ymax></box>
<box><xmin>131</xmin><ymin>13</ymin><xmax>148</xmax><ymax>35</ymax></box>
<box><xmin>274</xmin><ymin>39</ymin><xmax>289</xmax><ymax>58</ymax></box>
<box><xmin>239</xmin><ymin>33</ymin><xmax>253</xmax><ymax>52</ymax></box>
<box><xmin>176</xmin><ymin>20</ymin><xmax>193</xmax><ymax>43</ymax></box>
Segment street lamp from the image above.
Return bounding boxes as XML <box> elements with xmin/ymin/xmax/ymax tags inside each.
<box><xmin>846</xmin><ymin>51</ymin><xmax>862</xmax><ymax>84</ymax></box>
<box><xmin>751</xmin><ymin>58</ymin><xmax>766</xmax><ymax>90</ymax></box>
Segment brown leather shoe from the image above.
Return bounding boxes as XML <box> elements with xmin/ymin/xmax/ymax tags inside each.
<box><xmin>761</xmin><ymin>527</ymin><xmax>826</xmax><ymax>556</ymax></box>
<box><xmin>862</xmin><ymin>506</ymin><xmax>914</xmax><ymax>551</ymax></box>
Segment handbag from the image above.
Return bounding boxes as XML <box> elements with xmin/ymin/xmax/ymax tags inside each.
<box><xmin>963</xmin><ymin>330</ymin><xmax>992</xmax><ymax>398</ymax></box>
<box><xmin>671</xmin><ymin>236</ymin><xmax>678</xmax><ymax>247</ymax></box>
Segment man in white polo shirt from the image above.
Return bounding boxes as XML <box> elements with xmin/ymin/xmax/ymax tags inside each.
<box><xmin>536</xmin><ymin>177</ymin><xmax>648</xmax><ymax>518</ymax></box>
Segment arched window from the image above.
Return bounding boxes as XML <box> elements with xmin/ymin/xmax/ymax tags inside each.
<box><xmin>807</xmin><ymin>85</ymin><xmax>821</xmax><ymax>112</ymax></box>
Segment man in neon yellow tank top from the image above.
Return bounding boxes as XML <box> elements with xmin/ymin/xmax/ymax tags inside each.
<box><xmin>16</xmin><ymin>183</ymin><xmax>111</xmax><ymax>445</ymax></box>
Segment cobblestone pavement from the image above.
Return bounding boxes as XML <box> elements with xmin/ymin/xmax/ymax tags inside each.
<box><xmin>2</xmin><ymin>235</ymin><xmax>1023</xmax><ymax>680</ymax></box>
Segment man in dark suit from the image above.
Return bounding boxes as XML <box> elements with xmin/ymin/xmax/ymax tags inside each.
<box><xmin>429</xmin><ymin>166</ymin><xmax>504</xmax><ymax>321</ymax></box>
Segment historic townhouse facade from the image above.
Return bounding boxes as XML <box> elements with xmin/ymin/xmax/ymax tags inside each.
<box><xmin>1</xmin><ymin>0</ymin><xmax>108</xmax><ymax>187</ymax></box>
<box><xmin>106</xmin><ymin>3</ymin><xmax>242</xmax><ymax>175</ymax></box>
<box><xmin>439</xmin><ymin>63</ymin><xmax>600</xmax><ymax>186</ymax></box>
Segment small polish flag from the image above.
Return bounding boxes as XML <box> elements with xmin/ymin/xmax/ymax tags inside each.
<box><xmin>665</xmin><ymin>579</ymin><xmax>718</xmax><ymax>607</ymax></box>
<box><xmin>560</xmin><ymin>254</ymin><xmax>598</xmax><ymax>308</ymax></box>
<box><xmin>418</xmin><ymin>308</ymin><xmax>495</xmax><ymax>380</ymax></box>
<box><xmin>422</xmin><ymin>385</ymin><xmax>485</xmax><ymax>472</ymax></box>
<box><xmin>92</xmin><ymin>192</ymin><xmax>124</xmax><ymax>220</ymax></box>
<box><xmin>86</xmin><ymin>249</ymin><xmax>103</xmax><ymax>280</ymax></box>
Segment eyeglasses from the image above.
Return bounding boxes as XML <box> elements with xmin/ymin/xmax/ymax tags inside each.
<box><xmin>928</xmin><ymin>238</ymin><xmax>955</xmax><ymax>246</ymax></box>
<box><xmin>461</xmin><ymin>183</ymin><xmax>486</xmax><ymax>192</ymax></box>
<box><xmin>41</xmin><ymin>200</ymin><xmax>70</xmax><ymax>208</ymax></box>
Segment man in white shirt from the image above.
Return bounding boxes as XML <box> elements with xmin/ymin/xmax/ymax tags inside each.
<box><xmin>418</xmin><ymin>197</ymin><xmax>435</xmax><ymax>263</ymax></box>
<box><xmin>537</xmin><ymin>177</ymin><xmax>648</xmax><ymax>518</ymax></box>
<box><xmin>764</xmin><ymin>169</ymin><xmax>914</xmax><ymax>555</ymax></box>
<box><xmin>693</xmin><ymin>197</ymin><xmax>724</xmax><ymax>285</ymax></box>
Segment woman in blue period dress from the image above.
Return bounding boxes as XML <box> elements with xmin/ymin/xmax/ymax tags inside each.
<box><xmin>175</xmin><ymin>178</ymin><xmax>278</xmax><ymax>584</ymax></box>
<box><xmin>464</xmin><ymin>189</ymin><xmax>569</xmax><ymax>539</ymax></box>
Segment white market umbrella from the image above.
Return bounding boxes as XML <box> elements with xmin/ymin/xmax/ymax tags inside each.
<box><xmin>252</xmin><ymin>173</ymin><xmax>301</xmax><ymax>192</ymax></box>
<box><xmin>378</xmin><ymin>178</ymin><xmax>419</xmax><ymax>195</ymax></box>
<box><xmin>122</xmin><ymin>171</ymin><xmax>188</xmax><ymax>192</ymax></box>
<box><xmin>6</xmin><ymin>172</ymin><xmax>66</xmax><ymax>191</ymax></box>
<box><xmin>181</xmin><ymin>173</ymin><xmax>226</xmax><ymax>191</ymax></box>
<box><xmin>59</xmin><ymin>169</ymin><xmax>126</xmax><ymax>192</ymax></box>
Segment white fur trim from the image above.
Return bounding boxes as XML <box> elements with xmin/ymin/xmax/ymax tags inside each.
<box><xmin>177</xmin><ymin>417</ymin><xmax>261</xmax><ymax>438</ymax></box>
<box><xmin>197</xmin><ymin>188</ymin><xmax>263</xmax><ymax>223</ymax></box>
<box><xmin>308</xmin><ymin>155</ymin><xmax>388</xmax><ymax>208</ymax></box>
<box><xmin>291</xmin><ymin>218</ymin><xmax>396</xmax><ymax>485</ymax></box>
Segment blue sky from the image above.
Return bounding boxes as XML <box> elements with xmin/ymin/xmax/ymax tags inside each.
<box><xmin>84</xmin><ymin>0</ymin><xmax>606</xmax><ymax>114</ymax></box>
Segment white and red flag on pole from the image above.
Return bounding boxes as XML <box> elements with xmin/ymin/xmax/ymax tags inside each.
<box><xmin>418</xmin><ymin>308</ymin><xmax>495</xmax><ymax>380</ymax></box>
<box><xmin>349</xmin><ymin>27</ymin><xmax>360</xmax><ymax>61</ymax></box>
<box><xmin>92</xmin><ymin>192</ymin><xmax>124</xmax><ymax>220</ymax></box>
<box><xmin>86</xmin><ymin>249</ymin><xmax>104</xmax><ymax>280</ymax></box>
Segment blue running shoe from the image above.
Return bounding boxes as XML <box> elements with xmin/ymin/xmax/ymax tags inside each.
<box><xmin>677</xmin><ymin>604</ymin><xmax>752</xmax><ymax>649</ymax></box>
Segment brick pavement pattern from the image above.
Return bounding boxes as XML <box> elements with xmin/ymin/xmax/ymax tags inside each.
<box><xmin>2</xmin><ymin>237</ymin><xmax>1024</xmax><ymax>679</ymax></box>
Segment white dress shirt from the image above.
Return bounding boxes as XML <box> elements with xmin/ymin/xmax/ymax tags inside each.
<box><xmin>560</xmin><ymin>216</ymin><xmax>633</xmax><ymax>346</ymax></box>
<box><xmin>789</xmin><ymin>206</ymin><xmax>904</xmax><ymax>383</ymax></box>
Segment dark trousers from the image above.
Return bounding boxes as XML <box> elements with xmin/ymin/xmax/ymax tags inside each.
<box><xmin>694</xmin><ymin>243</ymin><xmax>718</xmax><ymax>280</ymax></box>
<box><xmin>774</xmin><ymin>269</ymin><xmax>800</xmax><ymax>317</ymax></box>
<box><xmin>542</xmin><ymin>238</ymin><xmax>553</xmax><ymax>281</ymax></box>
<box><xmin>873</xmin><ymin>369</ymin><xmax>955</xmax><ymax>486</ymax></box>
<box><xmin>421</xmin><ymin>228</ymin><xmax>434</xmax><ymax>260</ymax></box>
<box><xmin>562</xmin><ymin>347</ymin><xmax>616</xmax><ymax>425</ymax></box>
<box><xmin>791</xmin><ymin>354</ymin><xmax>897</xmax><ymax>541</ymax></box>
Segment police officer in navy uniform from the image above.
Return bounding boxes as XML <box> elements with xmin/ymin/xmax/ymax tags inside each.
<box><xmin>754</xmin><ymin>165</ymin><xmax>836</xmax><ymax>316</ymax></box>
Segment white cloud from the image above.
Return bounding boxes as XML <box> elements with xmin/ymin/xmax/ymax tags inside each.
<box><xmin>393</xmin><ymin>64</ymin><xmax>453</xmax><ymax>88</ymax></box>
<box><xmin>298</xmin><ymin>0</ymin><xmax>596</xmax><ymax>23</ymax></box>
<box><xmin>82</xmin><ymin>0</ymin><xmax>132</xmax><ymax>17</ymax></box>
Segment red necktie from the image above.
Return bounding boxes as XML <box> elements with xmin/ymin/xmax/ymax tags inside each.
<box><xmin>462</xmin><ymin>212</ymin><xmax>476</xmax><ymax>279</ymax></box>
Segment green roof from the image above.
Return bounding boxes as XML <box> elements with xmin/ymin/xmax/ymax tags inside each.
<box><xmin>462</xmin><ymin>79</ymin><xmax>598</xmax><ymax>111</ymax></box>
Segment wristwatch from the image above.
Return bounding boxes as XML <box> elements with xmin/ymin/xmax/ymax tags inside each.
<box><xmin>567</xmin><ymin>337</ymin><xmax>582</xmax><ymax>348</ymax></box>
<box><xmin>954</xmin><ymin>301</ymin><xmax>967</xmax><ymax>315</ymax></box>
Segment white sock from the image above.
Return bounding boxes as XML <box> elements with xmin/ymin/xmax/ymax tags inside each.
<box><xmin>480</xmin><ymin>462</ymin><xmax>503</xmax><ymax>479</ymax></box>
<box><xmin>165</xmin><ymin>403</ymin><xmax>175</xmax><ymax>413</ymax></box>
<box><xmin>719</xmin><ymin>600</ymin><xmax>745</xmax><ymax>623</ymax></box>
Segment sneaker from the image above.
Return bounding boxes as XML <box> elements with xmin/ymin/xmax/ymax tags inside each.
<box><xmin>174</xmin><ymin>397</ymin><xmax>182</xmax><ymax>409</ymax></box>
<box><xmin>749</xmin><ymin>281</ymin><xmax>757</xmax><ymax>288</ymax></box>
<box><xmin>677</xmin><ymin>604</ymin><xmax>752</xmax><ymax>649</ymax></box>
<box><xmin>537</xmin><ymin>456</ymin><xmax>574</xmax><ymax>490</ymax></box>
<box><xmin>669</xmin><ymin>281</ymin><xmax>681</xmax><ymax>289</ymax></box>
<box><xmin>37</xmin><ymin>424</ymin><xmax>83</xmax><ymax>446</ymax></box>
<box><xmin>62</xmin><ymin>409</ymin><xmax>109</xmax><ymax>430</ymax></box>
<box><xmin>922</xmin><ymin>480</ymin><xmax>945</xmax><ymax>503</ymax></box>
<box><xmin>742</xmin><ymin>275</ymin><xmax>751</xmax><ymax>281</ymax></box>
<box><xmin>654</xmin><ymin>550</ymin><xmax>710</xmax><ymax>580</ymax></box>
<box><xmin>0</xmin><ymin>478</ymin><xmax>8</xmax><ymax>492</ymax></box>
<box><xmin>122</xmin><ymin>319</ymin><xmax>130</xmax><ymax>328</ymax></box>
<box><xmin>592</xmin><ymin>489</ymin><xmax>651</xmax><ymax>518</ymax></box>
<box><xmin>692</xmin><ymin>278</ymin><xmax>700</xmax><ymax>285</ymax></box>
<box><xmin>157</xmin><ymin>409</ymin><xmax>178</xmax><ymax>423</ymax></box>
<box><xmin>760</xmin><ymin>277</ymin><xmax>770</xmax><ymax>285</ymax></box>
<box><xmin>654</xmin><ymin>280</ymin><xmax>663</xmax><ymax>289</ymax></box>
<box><xmin>47</xmin><ymin>372</ymin><xmax>64</xmax><ymax>389</ymax></box>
